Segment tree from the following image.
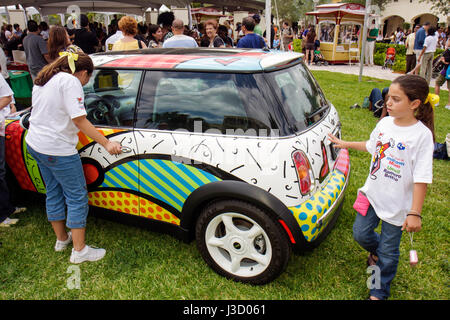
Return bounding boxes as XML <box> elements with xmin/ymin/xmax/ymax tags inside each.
<box><xmin>420</xmin><ymin>0</ymin><xmax>449</xmax><ymax>16</ymax></box>
<box><xmin>348</xmin><ymin>0</ymin><xmax>391</xmax><ymax>12</ymax></box>
<box><xmin>274</xmin><ymin>0</ymin><xmax>327</xmax><ymax>24</ymax></box>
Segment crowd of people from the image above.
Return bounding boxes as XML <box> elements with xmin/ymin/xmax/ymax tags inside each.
<box><xmin>361</xmin><ymin>20</ymin><xmax>450</xmax><ymax>110</ymax></box>
<box><xmin>382</xmin><ymin>25</ymin><xmax>449</xmax><ymax>49</ymax></box>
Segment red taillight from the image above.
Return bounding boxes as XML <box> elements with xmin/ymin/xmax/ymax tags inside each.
<box><xmin>292</xmin><ymin>151</ymin><xmax>314</xmax><ymax>195</ymax></box>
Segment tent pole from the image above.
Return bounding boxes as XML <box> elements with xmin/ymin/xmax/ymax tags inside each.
<box><xmin>274</xmin><ymin>0</ymin><xmax>281</xmax><ymax>50</ymax></box>
<box><xmin>187</xmin><ymin>4</ymin><xmax>192</xmax><ymax>30</ymax></box>
<box><xmin>359</xmin><ymin>0</ymin><xmax>371</xmax><ymax>82</ymax></box>
<box><xmin>4</xmin><ymin>6</ymin><xmax>10</xmax><ymax>24</ymax></box>
<box><xmin>265</xmin><ymin>0</ymin><xmax>271</xmax><ymax>48</ymax></box>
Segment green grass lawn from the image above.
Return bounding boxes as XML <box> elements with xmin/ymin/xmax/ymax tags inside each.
<box><xmin>1</xmin><ymin>71</ymin><xmax>448</xmax><ymax>300</ymax></box>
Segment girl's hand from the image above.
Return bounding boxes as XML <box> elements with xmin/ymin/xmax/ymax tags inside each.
<box><xmin>402</xmin><ymin>215</ymin><xmax>422</xmax><ymax>232</ymax></box>
<box><xmin>105</xmin><ymin>140</ymin><xmax>122</xmax><ymax>155</ymax></box>
<box><xmin>328</xmin><ymin>133</ymin><xmax>347</xmax><ymax>149</ymax></box>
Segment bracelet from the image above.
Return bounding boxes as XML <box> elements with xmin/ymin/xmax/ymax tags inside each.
<box><xmin>407</xmin><ymin>213</ymin><xmax>422</xmax><ymax>219</ymax></box>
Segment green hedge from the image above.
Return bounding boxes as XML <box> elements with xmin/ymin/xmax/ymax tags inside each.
<box><xmin>375</xmin><ymin>43</ymin><xmax>407</xmax><ymax>56</ymax></box>
<box><xmin>373</xmin><ymin>43</ymin><xmax>444</xmax><ymax>71</ymax></box>
<box><xmin>293</xmin><ymin>39</ymin><xmax>302</xmax><ymax>53</ymax></box>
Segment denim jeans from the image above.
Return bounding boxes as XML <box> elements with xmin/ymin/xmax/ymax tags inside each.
<box><xmin>353</xmin><ymin>205</ymin><xmax>403</xmax><ymax>300</ymax></box>
<box><xmin>27</xmin><ymin>145</ymin><xmax>88</xmax><ymax>229</ymax></box>
<box><xmin>0</xmin><ymin>136</ymin><xmax>15</xmax><ymax>223</ymax></box>
<box><xmin>369</xmin><ymin>87</ymin><xmax>389</xmax><ymax>106</ymax></box>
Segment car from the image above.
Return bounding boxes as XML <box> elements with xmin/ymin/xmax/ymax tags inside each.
<box><xmin>5</xmin><ymin>48</ymin><xmax>350</xmax><ymax>285</ymax></box>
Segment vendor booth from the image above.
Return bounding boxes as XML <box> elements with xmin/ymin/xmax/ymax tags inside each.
<box><xmin>191</xmin><ymin>7</ymin><xmax>229</xmax><ymax>24</ymax></box>
<box><xmin>306</xmin><ymin>3</ymin><xmax>367</xmax><ymax>64</ymax></box>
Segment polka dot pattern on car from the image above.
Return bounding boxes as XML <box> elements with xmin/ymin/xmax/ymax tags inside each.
<box><xmin>289</xmin><ymin>170</ymin><xmax>346</xmax><ymax>242</ymax></box>
<box><xmin>88</xmin><ymin>190</ymin><xmax>180</xmax><ymax>225</ymax></box>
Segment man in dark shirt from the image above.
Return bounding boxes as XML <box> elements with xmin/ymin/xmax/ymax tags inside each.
<box><xmin>237</xmin><ymin>17</ymin><xmax>266</xmax><ymax>49</ymax></box>
<box><xmin>74</xmin><ymin>14</ymin><xmax>99</xmax><ymax>54</ymax></box>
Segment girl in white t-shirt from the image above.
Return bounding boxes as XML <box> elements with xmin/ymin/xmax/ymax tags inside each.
<box><xmin>329</xmin><ymin>75</ymin><xmax>434</xmax><ymax>300</ymax></box>
<box><xmin>25</xmin><ymin>52</ymin><xmax>122</xmax><ymax>264</ymax></box>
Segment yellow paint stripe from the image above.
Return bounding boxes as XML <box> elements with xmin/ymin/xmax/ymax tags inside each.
<box><xmin>164</xmin><ymin>161</ymin><xmax>200</xmax><ymax>189</ymax></box>
<box><xmin>139</xmin><ymin>164</ymin><xmax>185</xmax><ymax>204</ymax></box>
<box><xmin>151</xmin><ymin>161</ymin><xmax>192</xmax><ymax>195</ymax></box>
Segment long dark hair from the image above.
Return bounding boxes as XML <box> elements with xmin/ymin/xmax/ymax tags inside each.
<box><xmin>147</xmin><ymin>24</ymin><xmax>161</xmax><ymax>43</ymax></box>
<box><xmin>34</xmin><ymin>52</ymin><xmax>94</xmax><ymax>86</ymax></box>
<box><xmin>48</xmin><ymin>26</ymin><xmax>71</xmax><ymax>61</ymax></box>
<box><xmin>392</xmin><ymin>75</ymin><xmax>435</xmax><ymax>141</ymax></box>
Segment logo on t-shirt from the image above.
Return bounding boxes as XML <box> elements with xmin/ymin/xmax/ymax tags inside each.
<box><xmin>370</xmin><ymin>138</ymin><xmax>394</xmax><ymax>180</ymax></box>
<box><xmin>77</xmin><ymin>97</ymin><xmax>84</xmax><ymax>109</ymax></box>
<box><xmin>397</xmin><ymin>142</ymin><xmax>406</xmax><ymax>151</ymax></box>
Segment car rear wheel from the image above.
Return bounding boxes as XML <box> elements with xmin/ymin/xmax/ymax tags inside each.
<box><xmin>195</xmin><ymin>200</ymin><xmax>291</xmax><ymax>285</ymax></box>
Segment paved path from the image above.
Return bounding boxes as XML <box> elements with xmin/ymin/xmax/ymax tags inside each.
<box><xmin>308</xmin><ymin>64</ymin><xmax>448</xmax><ymax>91</ymax></box>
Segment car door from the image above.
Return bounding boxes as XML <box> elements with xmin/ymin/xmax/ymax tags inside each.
<box><xmin>80</xmin><ymin>68</ymin><xmax>142</xmax><ymax>216</ymax></box>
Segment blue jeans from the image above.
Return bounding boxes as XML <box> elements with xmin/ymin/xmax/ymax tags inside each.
<box><xmin>369</xmin><ymin>87</ymin><xmax>389</xmax><ymax>106</ymax></box>
<box><xmin>27</xmin><ymin>145</ymin><xmax>88</xmax><ymax>229</ymax></box>
<box><xmin>353</xmin><ymin>205</ymin><xmax>403</xmax><ymax>300</ymax></box>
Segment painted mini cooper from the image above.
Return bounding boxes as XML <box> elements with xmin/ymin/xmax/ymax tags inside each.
<box><xmin>5</xmin><ymin>48</ymin><xmax>349</xmax><ymax>284</ymax></box>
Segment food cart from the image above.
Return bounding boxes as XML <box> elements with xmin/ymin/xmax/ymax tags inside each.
<box><xmin>306</xmin><ymin>3</ymin><xmax>367</xmax><ymax>64</ymax></box>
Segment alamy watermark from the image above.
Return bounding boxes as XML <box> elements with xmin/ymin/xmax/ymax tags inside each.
<box><xmin>366</xmin><ymin>265</ymin><xmax>381</xmax><ymax>290</ymax></box>
<box><xmin>67</xmin><ymin>265</ymin><xmax>81</xmax><ymax>290</ymax></box>
<box><xmin>169</xmin><ymin>121</ymin><xmax>283</xmax><ymax>176</ymax></box>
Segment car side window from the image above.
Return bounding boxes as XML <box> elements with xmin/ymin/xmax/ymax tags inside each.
<box><xmin>136</xmin><ymin>71</ymin><xmax>279</xmax><ymax>135</ymax></box>
<box><xmin>83</xmin><ymin>69</ymin><xmax>142</xmax><ymax>127</ymax></box>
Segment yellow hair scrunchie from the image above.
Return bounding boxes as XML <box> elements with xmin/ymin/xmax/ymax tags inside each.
<box><xmin>59</xmin><ymin>51</ymin><xmax>79</xmax><ymax>74</ymax></box>
<box><xmin>425</xmin><ymin>93</ymin><xmax>440</xmax><ymax>109</ymax></box>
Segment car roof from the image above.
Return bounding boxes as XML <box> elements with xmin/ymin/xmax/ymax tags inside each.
<box><xmin>90</xmin><ymin>48</ymin><xmax>303</xmax><ymax>72</ymax></box>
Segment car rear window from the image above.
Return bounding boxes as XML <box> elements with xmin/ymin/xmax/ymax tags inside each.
<box><xmin>265</xmin><ymin>63</ymin><xmax>329</xmax><ymax>132</ymax></box>
<box><xmin>136</xmin><ymin>71</ymin><xmax>284</xmax><ymax>136</ymax></box>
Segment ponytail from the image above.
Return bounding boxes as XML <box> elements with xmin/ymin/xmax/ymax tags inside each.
<box><xmin>392</xmin><ymin>75</ymin><xmax>435</xmax><ymax>142</ymax></box>
<box><xmin>415</xmin><ymin>99</ymin><xmax>435</xmax><ymax>142</ymax></box>
<box><xmin>34</xmin><ymin>52</ymin><xmax>94</xmax><ymax>87</ymax></box>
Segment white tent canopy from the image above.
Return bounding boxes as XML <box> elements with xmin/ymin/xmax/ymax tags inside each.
<box><xmin>2</xmin><ymin>1</ymin><xmax>265</xmax><ymax>16</ymax></box>
<box><xmin>2</xmin><ymin>0</ymin><xmax>272</xmax><ymax>47</ymax></box>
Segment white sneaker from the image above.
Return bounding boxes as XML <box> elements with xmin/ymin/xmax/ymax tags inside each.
<box><xmin>13</xmin><ymin>207</ymin><xmax>27</xmax><ymax>215</ymax></box>
<box><xmin>54</xmin><ymin>231</ymin><xmax>72</xmax><ymax>252</ymax></box>
<box><xmin>0</xmin><ymin>217</ymin><xmax>19</xmax><ymax>227</ymax></box>
<box><xmin>70</xmin><ymin>245</ymin><xmax>106</xmax><ymax>264</ymax></box>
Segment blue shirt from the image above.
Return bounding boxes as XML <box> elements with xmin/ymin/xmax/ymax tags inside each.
<box><xmin>414</xmin><ymin>28</ymin><xmax>426</xmax><ymax>50</ymax></box>
<box><xmin>237</xmin><ymin>33</ymin><xmax>265</xmax><ymax>49</ymax></box>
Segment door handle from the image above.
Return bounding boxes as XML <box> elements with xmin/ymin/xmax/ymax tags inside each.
<box><xmin>121</xmin><ymin>146</ymin><xmax>132</xmax><ymax>153</ymax></box>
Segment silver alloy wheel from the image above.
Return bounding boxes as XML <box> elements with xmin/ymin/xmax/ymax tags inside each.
<box><xmin>204</xmin><ymin>212</ymin><xmax>272</xmax><ymax>278</ymax></box>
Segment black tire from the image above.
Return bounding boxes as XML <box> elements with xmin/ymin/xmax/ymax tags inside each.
<box><xmin>195</xmin><ymin>200</ymin><xmax>291</xmax><ymax>285</ymax></box>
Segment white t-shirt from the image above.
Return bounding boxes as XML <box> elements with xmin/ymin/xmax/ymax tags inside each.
<box><xmin>361</xmin><ymin>116</ymin><xmax>433</xmax><ymax>226</ymax></box>
<box><xmin>0</xmin><ymin>48</ymin><xmax>9</xmax><ymax>80</ymax></box>
<box><xmin>424</xmin><ymin>32</ymin><xmax>438</xmax><ymax>53</ymax></box>
<box><xmin>0</xmin><ymin>74</ymin><xmax>13</xmax><ymax>136</ymax></box>
<box><xmin>5</xmin><ymin>30</ymin><xmax>12</xmax><ymax>40</ymax></box>
<box><xmin>163</xmin><ymin>34</ymin><xmax>198</xmax><ymax>48</ymax></box>
<box><xmin>26</xmin><ymin>72</ymin><xmax>87</xmax><ymax>156</ymax></box>
<box><xmin>105</xmin><ymin>31</ymin><xmax>124</xmax><ymax>52</ymax></box>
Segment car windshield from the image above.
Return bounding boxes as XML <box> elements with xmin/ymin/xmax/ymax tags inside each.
<box><xmin>265</xmin><ymin>63</ymin><xmax>329</xmax><ymax>132</ymax></box>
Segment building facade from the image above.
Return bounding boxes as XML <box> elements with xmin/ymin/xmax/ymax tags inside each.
<box><xmin>381</xmin><ymin>0</ymin><xmax>449</xmax><ymax>36</ymax></box>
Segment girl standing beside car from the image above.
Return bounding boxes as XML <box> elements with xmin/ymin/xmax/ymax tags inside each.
<box><xmin>329</xmin><ymin>75</ymin><xmax>434</xmax><ymax>300</ymax></box>
<box><xmin>25</xmin><ymin>52</ymin><xmax>122</xmax><ymax>263</ymax></box>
